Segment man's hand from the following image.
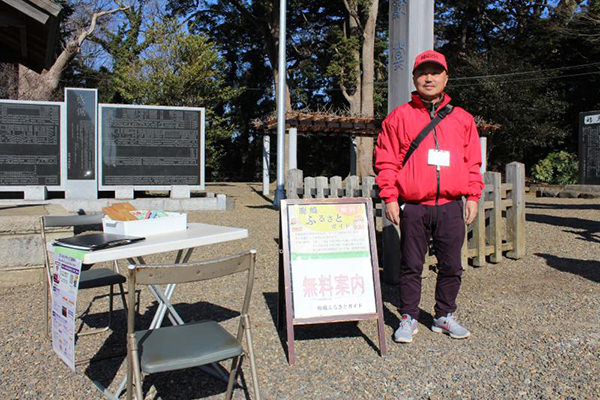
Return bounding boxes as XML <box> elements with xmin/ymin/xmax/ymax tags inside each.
<box><xmin>385</xmin><ymin>201</ymin><xmax>401</xmax><ymax>225</ymax></box>
<box><xmin>465</xmin><ymin>200</ymin><xmax>478</xmax><ymax>225</ymax></box>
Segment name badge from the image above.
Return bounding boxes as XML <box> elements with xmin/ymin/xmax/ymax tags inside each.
<box><xmin>428</xmin><ymin>149</ymin><xmax>450</xmax><ymax>167</ymax></box>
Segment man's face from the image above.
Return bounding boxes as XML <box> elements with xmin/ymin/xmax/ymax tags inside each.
<box><xmin>412</xmin><ymin>63</ymin><xmax>448</xmax><ymax>102</ymax></box>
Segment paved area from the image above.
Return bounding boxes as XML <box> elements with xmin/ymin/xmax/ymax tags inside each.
<box><xmin>1</xmin><ymin>183</ymin><xmax>598</xmax><ymax>399</ymax></box>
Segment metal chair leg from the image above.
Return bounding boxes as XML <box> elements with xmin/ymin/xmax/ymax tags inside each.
<box><xmin>244</xmin><ymin>314</ymin><xmax>261</xmax><ymax>400</ymax></box>
<box><xmin>225</xmin><ymin>355</ymin><xmax>242</xmax><ymax>400</ymax></box>
<box><xmin>78</xmin><ymin>285</ymin><xmax>113</xmax><ymax>336</ymax></box>
<box><xmin>44</xmin><ymin>272</ymin><xmax>51</xmax><ymax>338</ymax></box>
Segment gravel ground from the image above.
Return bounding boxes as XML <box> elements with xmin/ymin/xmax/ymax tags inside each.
<box><xmin>1</xmin><ymin>183</ymin><xmax>599</xmax><ymax>399</ymax></box>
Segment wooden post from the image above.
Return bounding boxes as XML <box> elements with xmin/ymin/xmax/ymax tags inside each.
<box><xmin>286</xmin><ymin>169</ymin><xmax>303</xmax><ymax>200</ymax></box>
<box><xmin>361</xmin><ymin>176</ymin><xmax>375</xmax><ymax>198</ymax></box>
<box><xmin>484</xmin><ymin>172</ymin><xmax>503</xmax><ymax>263</ymax></box>
<box><xmin>471</xmin><ymin>193</ymin><xmax>487</xmax><ymax>267</ymax></box>
<box><xmin>345</xmin><ymin>175</ymin><xmax>359</xmax><ymax>198</ymax></box>
<box><xmin>303</xmin><ymin>177</ymin><xmax>315</xmax><ymax>199</ymax></box>
<box><xmin>506</xmin><ymin>162</ymin><xmax>526</xmax><ymax>259</ymax></box>
<box><xmin>315</xmin><ymin>176</ymin><xmax>328</xmax><ymax>199</ymax></box>
<box><xmin>330</xmin><ymin>176</ymin><xmax>342</xmax><ymax>198</ymax></box>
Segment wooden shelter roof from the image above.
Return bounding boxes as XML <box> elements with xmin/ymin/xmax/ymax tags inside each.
<box><xmin>252</xmin><ymin>112</ymin><xmax>382</xmax><ymax>137</ymax></box>
<box><xmin>252</xmin><ymin>111</ymin><xmax>500</xmax><ymax>137</ymax></box>
<box><xmin>0</xmin><ymin>0</ymin><xmax>62</xmax><ymax>72</ymax></box>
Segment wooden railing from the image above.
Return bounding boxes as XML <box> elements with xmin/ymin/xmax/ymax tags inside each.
<box><xmin>286</xmin><ymin>162</ymin><xmax>526</xmax><ymax>281</ymax></box>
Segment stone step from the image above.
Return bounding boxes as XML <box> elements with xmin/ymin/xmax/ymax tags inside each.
<box><xmin>0</xmin><ymin>204</ymin><xmax>72</xmax><ymax>286</ymax></box>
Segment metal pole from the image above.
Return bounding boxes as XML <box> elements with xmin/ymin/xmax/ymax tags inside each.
<box><xmin>273</xmin><ymin>0</ymin><xmax>287</xmax><ymax>207</ymax></box>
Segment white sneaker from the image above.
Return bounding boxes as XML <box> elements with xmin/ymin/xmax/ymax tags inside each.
<box><xmin>432</xmin><ymin>313</ymin><xmax>470</xmax><ymax>339</ymax></box>
<box><xmin>393</xmin><ymin>314</ymin><xmax>418</xmax><ymax>343</ymax></box>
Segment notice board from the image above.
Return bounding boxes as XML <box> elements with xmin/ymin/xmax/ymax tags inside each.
<box><xmin>579</xmin><ymin>111</ymin><xmax>600</xmax><ymax>184</ymax></box>
<box><xmin>0</xmin><ymin>100</ymin><xmax>62</xmax><ymax>187</ymax></box>
<box><xmin>278</xmin><ymin>198</ymin><xmax>386</xmax><ymax>365</ymax></box>
<box><xmin>99</xmin><ymin>104</ymin><xmax>205</xmax><ymax>189</ymax></box>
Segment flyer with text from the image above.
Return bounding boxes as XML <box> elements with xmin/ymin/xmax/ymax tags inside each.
<box><xmin>287</xmin><ymin>203</ymin><xmax>376</xmax><ymax>319</ymax></box>
<box><xmin>51</xmin><ymin>253</ymin><xmax>82</xmax><ymax>371</ymax></box>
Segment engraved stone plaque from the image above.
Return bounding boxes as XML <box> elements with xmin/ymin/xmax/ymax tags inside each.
<box><xmin>579</xmin><ymin>111</ymin><xmax>600</xmax><ymax>184</ymax></box>
<box><xmin>0</xmin><ymin>101</ymin><xmax>61</xmax><ymax>186</ymax></box>
<box><xmin>100</xmin><ymin>106</ymin><xmax>202</xmax><ymax>186</ymax></box>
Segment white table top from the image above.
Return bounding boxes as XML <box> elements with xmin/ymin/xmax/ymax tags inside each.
<box><xmin>49</xmin><ymin>223</ymin><xmax>248</xmax><ymax>264</ymax></box>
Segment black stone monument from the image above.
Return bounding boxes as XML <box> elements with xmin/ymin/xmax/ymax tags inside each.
<box><xmin>0</xmin><ymin>102</ymin><xmax>61</xmax><ymax>186</ymax></box>
<box><xmin>579</xmin><ymin>111</ymin><xmax>600</xmax><ymax>185</ymax></box>
<box><xmin>66</xmin><ymin>88</ymin><xmax>96</xmax><ymax>180</ymax></box>
<box><xmin>100</xmin><ymin>106</ymin><xmax>201</xmax><ymax>187</ymax></box>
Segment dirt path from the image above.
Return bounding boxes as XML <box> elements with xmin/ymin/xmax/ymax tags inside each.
<box><xmin>1</xmin><ymin>183</ymin><xmax>598</xmax><ymax>399</ymax></box>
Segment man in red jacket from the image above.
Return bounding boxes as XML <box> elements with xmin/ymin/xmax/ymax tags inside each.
<box><xmin>375</xmin><ymin>50</ymin><xmax>483</xmax><ymax>343</ymax></box>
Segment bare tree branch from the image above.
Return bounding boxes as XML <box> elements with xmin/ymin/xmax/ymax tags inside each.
<box><xmin>19</xmin><ymin>5</ymin><xmax>129</xmax><ymax>100</ymax></box>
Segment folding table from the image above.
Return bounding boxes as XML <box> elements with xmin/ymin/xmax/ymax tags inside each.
<box><xmin>48</xmin><ymin>222</ymin><xmax>248</xmax><ymax>399</ymax></box>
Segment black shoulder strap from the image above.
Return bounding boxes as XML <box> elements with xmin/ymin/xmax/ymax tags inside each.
<box><xmin>402</xmin><ymin>104</ymin><xmax>454</xmax><ymax>167</ymax></box>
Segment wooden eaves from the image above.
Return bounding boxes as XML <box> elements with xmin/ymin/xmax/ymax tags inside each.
<box><xmin>0</xmin><ymin>0</ymin><xmax>63</xmax><ymax>72</ymax></box>
<box><xmin>252</xmin><ymin>112</ymin><xmax>383</xmax><ymax>138</ymax></box>
<box><xmin>253</xmin><ymin>111</ymin><xmax>501</xmax><ymax>138</ymax></box>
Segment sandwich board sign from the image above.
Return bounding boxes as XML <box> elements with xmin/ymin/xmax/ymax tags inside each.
<box><xmin>278</xmin><ymin>198</ymin><xmax>386</xmax><ymax>364</ymax></box>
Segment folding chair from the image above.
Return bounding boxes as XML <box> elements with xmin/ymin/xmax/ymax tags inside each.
<box><xmin>40</xmin><ymin>214</ymin><xmax>127</xmax><ymax>337</ymax></box>
<box><xmin>125</xmin><ymin>250</ymin><xmax>261</xmax><ymax>400</ymax></box>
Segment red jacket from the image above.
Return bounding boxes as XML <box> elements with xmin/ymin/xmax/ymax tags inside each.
<box><xmin>375</xmin><ymin>92</ymin><xmax>483</xmax><ymax>205</ymax></box>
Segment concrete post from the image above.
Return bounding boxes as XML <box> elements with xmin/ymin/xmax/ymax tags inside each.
<box><xmin>288</xmin><ymin>127</ymin><xmax>297</xmax><ymax>170</ymax></box>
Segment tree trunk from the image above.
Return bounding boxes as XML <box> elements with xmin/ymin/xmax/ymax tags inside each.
<box><xmin>554</xmin><ymin>0</ymin><xmax>585</xmax><ymax>24</ymax></box>
<box><xmin>345</xmin><ymin>0</ymin><xmax>378</xmax><ymax>177</ymax></box>
<box><xmin>0</xmin><ymin>63</ymin><xmax>19</xmax><ymax>99</ymax></box>
<box><xmin>17</xmin><ymin>7</ymin><xmax>126</xmax><ymax>100</ymax></box>
<box><xmin>356</xmin><ymin>0</ymin><xmax>378</xmax><ymax>177</ymax></box>
<box><xmin>342</xmin><ymin>1</ymin><xmax>362</xmax><ymax>114</ymax></box>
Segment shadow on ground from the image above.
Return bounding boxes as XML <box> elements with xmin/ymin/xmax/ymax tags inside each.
<box><xmin>262</xmin><ymin>292</ymin><xmax>380</xmax><ymax>361</ymax></box>
<box><xmin>526</xmin><ymin>213</ymin><xmax>599</xmax><ymax>243</ymax></box>
<box><xmin>536</xmin><ymin>253</ymin><xmax>600</xmax><ymax>283</ymax></box>
<box><xmin>526</xmin><ymin>202</ymin><xmax>600</xmax><ymax>211</ymax></box>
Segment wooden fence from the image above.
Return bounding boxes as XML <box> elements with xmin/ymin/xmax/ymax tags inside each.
<box><xmin>286</xmin><ymin>162</ymin><xmax>525</xmax><ymax>281</ymax></box>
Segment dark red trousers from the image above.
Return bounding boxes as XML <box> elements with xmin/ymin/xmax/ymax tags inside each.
<box><xmin>399</xmin><ymin>200</ymin><xmax>465</xmax><ymax>320</ymax></box>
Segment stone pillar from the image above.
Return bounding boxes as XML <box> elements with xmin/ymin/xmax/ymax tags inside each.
<box><xmin>388</xmin><ymin>0</ymin><xmax>435</xmax><ymax>111</ymax></box>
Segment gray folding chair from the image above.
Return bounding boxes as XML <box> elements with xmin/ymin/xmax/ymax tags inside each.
<box><xmin>125</xmin><ymin>250</ymin><xmax>261</xmax><ymax>400</ymax></box>
<box><xmin>40</xmin><ymin>214</ymin><xmax>127</xmax><ymax>337</ymax></box>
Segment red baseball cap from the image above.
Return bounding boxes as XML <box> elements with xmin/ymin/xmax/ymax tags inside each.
<box><xmin>413</xmin><ymin>50</ymin><xmax>448</xmax><ymax>73</ymax></box>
